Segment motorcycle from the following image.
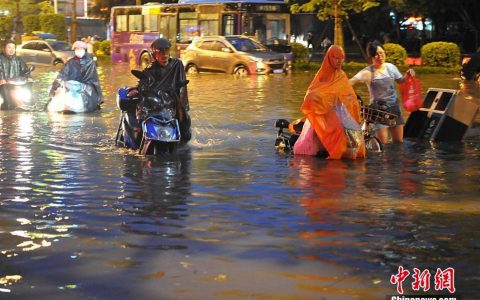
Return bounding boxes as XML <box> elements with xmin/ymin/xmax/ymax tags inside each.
<box><xmin>115</xmin><ymin>69</ymin><xmax>189</xmax><ymax>156</ymax></box>
<box><xmin>274</xmin><ymin>99</ymin><xmax>397</xmax><ymax>154</ymax></box>
<box><xmin>46</xmin><ymin>80</ymin><xmax>102</xmax><ymax>113</ymax></box>
<box><xmin>0</xmin><ymin>65</ymin><xmax>35</xmax><ymax>110</ymax></box>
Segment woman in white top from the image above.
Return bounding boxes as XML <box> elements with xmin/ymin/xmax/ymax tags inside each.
<box><xmin>349</xmin><ymin>41</ymin><xmax>414</xmax><ymax>144</ymax></box>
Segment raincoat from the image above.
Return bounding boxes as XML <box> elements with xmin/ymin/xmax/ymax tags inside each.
<box><xmin>54</xmin><ymin>54</ymin><xmax>103</xmax><ymax>106</ymax></box>
<box><xmin>142</xmin><ymin>58</ymin><xmax>191</xmax><ymax>143</ymax></box>
<box><xmin>294</xmin><ymin>45</ymin><xmax>366</xmax><ymax>159</ymax></box>
<box><xmin>0</xmin><ymin>54</ymin><xmax>29</xmax><ymax>81</ymax></box>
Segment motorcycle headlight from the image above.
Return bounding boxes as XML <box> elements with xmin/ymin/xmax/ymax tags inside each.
<box><xmin>12</xmin><ymin>87</ymin><xmax>32</xmax><ymax>104</ymax></box>
<box><xmin>159</xmin><ymin>129</ymin><xmax>172</xmax><ymax>139</ymax></box>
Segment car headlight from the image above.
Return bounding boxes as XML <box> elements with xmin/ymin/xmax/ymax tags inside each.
<box><xmin>255</xmin><ymin>61</ymin><xmax>266</xmax><ymax>69</ymax></box>
<box><xmin>248</xmin><ymin>56</ymin><xmax>262</xmax><ymax>62</ymax></box>
<box><xmin>248</xmin><ymin>57</ymin><xmax>265</xmax><ymax>68</ymax></box>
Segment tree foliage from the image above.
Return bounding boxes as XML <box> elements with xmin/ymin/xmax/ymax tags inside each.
<box><xmin>0</xmin><ymin>16</ymin><xmax>14</xmax><ymax>40</ymax></box>
<box><xmin>39</xmin><ymin>14</ymin><xmax>67</xmax><ymax>41</ymax></box>
<box><xmin>290</xmin><ymin>0</ymin><xmax>381</xmax><ymax>49</ymax></box>
<box><xmin>291</xmin><ymin>0</ymin><xmax>380</xmax><ymax>20</ymax></box>
<box><xmin>0</xmin><ymin>0</ymin><xmax>38</xmax><ymax>17</ymax></box>
<box><xmin>387</xmin><ymin>0</ymin><xmax>480</xmax><ymax>51</ymax></box>
<box><xmin>22</xmin><ymin>15</ymin><xmax>39</xmax><ymax>35</ymax></box>
<box><xmin>421</xmin><ymin>41</ymin><xmax>461</xmax><ymax>67</ymax></box>
<box><xmin>37</xmin><ymin>0</ymin><xmax>55</xmax><ymax>14</ymax></box>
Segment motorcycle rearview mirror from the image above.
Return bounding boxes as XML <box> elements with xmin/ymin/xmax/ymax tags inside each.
<box><xmin>275</xmin><ymin>119</ymin><xmax>290</xmax><ymax>129</ymax></box>
<box><xmin>26</xmin><ymin>65</ymin><xmax>35</xmax><ymax>75</ymax></box>
<box><xmin>131</xmin><ymin>70</ymin><xmax>146</xmax><ymax>80</ymax></box>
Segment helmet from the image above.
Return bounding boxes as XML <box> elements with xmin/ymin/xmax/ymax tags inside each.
<box><xmin>72</xmin><ymin>41</ymin><xmax>88</xmax><ymax>50</ymax></box>
<box><xmin>151</xmin><ymin>38</ymin><xmax>171</xmax><ymax>51</ymax></box>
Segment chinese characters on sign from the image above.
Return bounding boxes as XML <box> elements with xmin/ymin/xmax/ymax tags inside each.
<box><xmin>390</xmin><ymin>266</ymin><xmax>456</xmax><ymax>294</ymax></box>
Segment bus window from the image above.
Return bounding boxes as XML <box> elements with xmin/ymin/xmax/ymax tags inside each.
<box><xmin>129</xmin><ymin>14</ymin><xmax>143</xmax><ymax>32</ymax></box>
<box><xmin>179</xmin><ymin>19</ymin><xmax>199</xmax><ymax>43</ymax></box>
<box><xmin>178</xmin><ymin>11</ymin><xmax>199</xmax><ymax>43</ymax></box>
<box><xmin>160</xmin><ymin>16</ymin><xmax>169</xmax><ymax>37</ymax></box>
<box><xmin>169</xmin><ymin>17</ymin><xmax>177</xmax><ymax>40</ymax></box>
<box><xmin>157</xmin><ymin>15</ymin><xmax>176</xmax><ymax>40</ymax></box>
<box><xmin>199</xmin><ymin>19</ymin><xmax>219</xmax><ymax>36</ymax></box>
<box><xmin>144</xmin><ymin>14</ymin><xmax>158</xmax><ymax>32</ymax></box>
<box><xmin>116</xmin><ymin>15</ymin><xmax>128</xmax><ymax>32</ymax></box>
<box><xmin>222</xmin><ymin>14</ymin><xmax>237</xmax><ymax>35</ymax></box>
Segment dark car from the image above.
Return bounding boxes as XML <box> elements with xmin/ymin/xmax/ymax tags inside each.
<box><xmin>182</xmin><ymin>35</ymin><xmax>287</xmax><ymax>75</ymax></box>
<box><xmin>16</xmin><ymin>40</ymin><xmax>74</xmax><ymax>66</ymax></box>
<box><xmin>264</xmin><ymin>38</ymin><xmax>293</xmax><ymax>68</ymax></box>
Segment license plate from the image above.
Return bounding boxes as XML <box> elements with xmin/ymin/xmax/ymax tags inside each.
<box><xmin>273</xmin><ymin>69</ymin><xmax>284</xmax><ymax>74</ymax></box>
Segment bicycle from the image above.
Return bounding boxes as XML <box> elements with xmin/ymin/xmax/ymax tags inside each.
<box><xmin>359</xmin><ymin>103</ymin><xmax>398</xmax><ymax>152</ymax></box>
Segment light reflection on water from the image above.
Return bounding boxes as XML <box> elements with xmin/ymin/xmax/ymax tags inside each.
<box><xmin>0</xmin><ymin>63</ymin><xmax>478</xmax><ymax>299</ymax></box>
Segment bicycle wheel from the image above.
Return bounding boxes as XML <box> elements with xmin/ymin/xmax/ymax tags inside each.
<box><xmin>365</xmin><ymin>136</ymin><xmax>383</xmax><ymax>152</ymax></box>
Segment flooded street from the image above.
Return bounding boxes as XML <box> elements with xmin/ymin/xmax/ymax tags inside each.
<box><xmin>0</xmin><ymin>62</ymin><xmax>479</xmax><ymax>299</ymax></box>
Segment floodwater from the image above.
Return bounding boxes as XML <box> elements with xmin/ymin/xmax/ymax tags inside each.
<box><xmin>0</xmin><ymin>62</ymin><xmax>479</xmax><ymax>300</ymax></box>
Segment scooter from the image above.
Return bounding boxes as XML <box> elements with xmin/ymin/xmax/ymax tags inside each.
<box><xmin>0</xmin><ymin>65</ymin><xmax>35</xmax><ymax>110</ymax></box>
<box><xmin>46</xmin><ymin>80</ymin><xmax>101</xmax><ymax>114</ymax></box>
<box><xmin>115</xmin><ymin>69</ymin><xmax>188</xmax><ymax>156</ymax></box>
<box><xmin>274</xmin><ymin>100</ymin><xmax>397</xmax><ymax>154</ymax></box>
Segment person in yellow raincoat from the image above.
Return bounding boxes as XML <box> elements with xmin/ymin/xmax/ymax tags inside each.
<box><xmin>293</xmin><ymin>45</ymin><xmax>366</xmax><ymax>159</ymax></box>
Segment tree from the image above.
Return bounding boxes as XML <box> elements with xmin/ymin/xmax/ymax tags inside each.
<box><xmin>0</xmin><ymin>0</ymin><xmax>43</xmax><ymax>40</ymax></box>
<box><xmin>388</xmin><ymin>0</ymin><xmax>480</xmax><ymax>51</ymax></box>
<box><xmin>23</xmin><ymin>15</ymin><xmax>39</xmax><ymax>35</ymax></box>
<box><xmin>291</xmin><ymin>0</ymin><xmax>380</xmax><ymax>48</ymax></box>
<box><xmin>0</xmin><ymin>16</ymin><xmax>14</xmax><ymax>40</ymax></box>
<box><xmin>37</xmin><ymin>0</ymin><xmax>55</xmax><ymax>14</ymax></box>
<box><xmin>40</xmin><ymin>14</ymin><xmax>67</xmax><ymax>41</ymax></box>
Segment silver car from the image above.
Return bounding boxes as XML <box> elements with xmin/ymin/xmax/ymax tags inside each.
<box><xmin>182</xmin><ymin>35</ymin><xmax>287</xmax><ymax>75</ymax></box>
<box><xmin>16</xmin><ymin>40</ymin><xmax>74</xmax><ymax>66</ymax></box>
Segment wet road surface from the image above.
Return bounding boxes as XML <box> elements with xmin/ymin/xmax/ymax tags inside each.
<box><xmin>0</xmin><ymin>63</ymin><xmax>479</xmax><ymax>299</ymax></box>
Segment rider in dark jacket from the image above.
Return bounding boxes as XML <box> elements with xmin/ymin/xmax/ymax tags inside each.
<box><xmin>0</xmin><ymin>40</ymin><xmax>29</xmax><ymax>83</ymax></box>
<box><xmin>138</xmin><ymin>38</ymin><xmax>191</xmax><ymax>143</ymax></box>
<box><xmin>0</xmin><ymin>40</ymin><xmax>30</xmax><ymax>109</ymax></box>
<box><xmin>49</xmin><ymin>40</ymin><xmax>103</xmax><ymax>108</ymax></box>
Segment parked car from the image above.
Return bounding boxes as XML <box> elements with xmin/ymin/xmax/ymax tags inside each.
<box><xmin>182</xmin><ymin>35</ymin><xmax>287</xmax><ymax>75</ymax></box>
<box><xmin>33</xmin><ymin>32</ymin><xmax>57</xmax><ymax>40</ymax></box>
<box><xmin>16</xmin><ymin>40</ymin><xmax>74</xmax><ymax>66</ymax></box>
<box><xmin>264</xmin><ymin>38</ymin><xmax>293</xmax><ymax>69</ymax></box>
